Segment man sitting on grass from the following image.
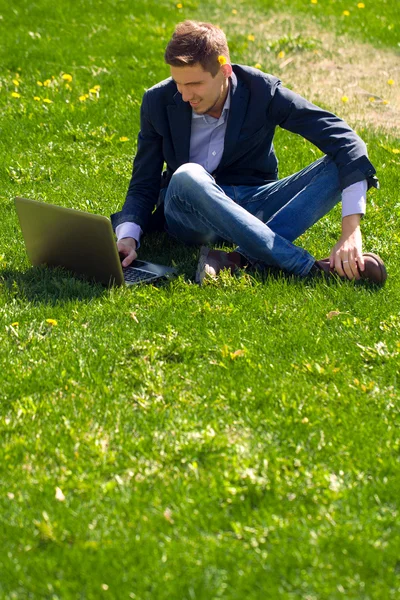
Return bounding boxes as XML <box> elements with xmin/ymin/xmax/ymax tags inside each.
<box><xmin>112</xmin><ymin>20</ymin><xmax>387</xmax><ymax>285</ymax></box>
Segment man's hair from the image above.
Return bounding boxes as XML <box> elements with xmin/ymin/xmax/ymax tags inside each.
<box><xmin>164</xmin><ymin>20</ymin><xmax>230</xmax><ymax>77</ymax></box>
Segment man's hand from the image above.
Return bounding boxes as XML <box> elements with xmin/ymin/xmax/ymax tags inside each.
<box><xmin>329</xmin><ymin>214</ymin><xmax>365</xmax><ymax>280</ymax></box>
<box><xmin>117</xmin><ymin>237</ymin><xmax>137</xmax><ymax>268</ymax></box>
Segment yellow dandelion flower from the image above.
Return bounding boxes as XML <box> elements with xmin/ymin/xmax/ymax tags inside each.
<box><xmin>62</xmin><ymin>73</ymin><xmax>73</xmax><ymax>82</ymax></box>
<box><xmin>278</xmin><ymin>50</ymin><xmax>286</xmax><ymax>59</ymax></box>
<box><xmin>11</xmin><ymin>322</ymin><xmax>19</xmax><ymax>327</ymax></box>
<box><xmin>65</xmin><ymin>83</ymin><xmax>72</xmax><ymax>90</ymax></box>
<box><xmin>357</xmin><ymin>2</ymin><xmax>365</xmax><ymax>7</ymax></box>
<box><xmin>176</xmin><ymin>2</ymin><xmax>183</xmax><ymax>7</ymax></box>
<box><xmin>343</xmin><ymin>10</ymin><xmax>350</xmax><ymax>16</ymax></box>
<box><xmin>232</xmin><ymin>8</ymin><xmax>237</xmax><ymax>14</ymax></box>
<box><xmin>218</xmin><ymin>55</ymin><xmax>227</xmax><ymax>66</ymax></box>
<box><xmin>311</xmin><ymin>0</ymin><xmax>318</xmax><ymax>4</ymax></box>
<box><xmin>12</xmin><ymin>79</ymin><xmax>20</xmax><ymax>86</ymax></box>
<box><xmin>368</xmin><ymin>96</ymin><xmax>375</xmax><ymax>102</ymax></box>
<box><xmin>79</xmin><ymin>95</ymin><xmax>87</xmax><ymax>101</ymax></box>
<box><xmin>89</xmin><ymin>88</ymin><xmax>98</xmax><ymax>93</ymax></box>
<box><xmin>119</xmin><ymin>136</ymin><xmax>129</xmax><ymax>142</ymax></box>
<box><xmin>11</xmin><ymin>92</ymin><xmax>20</xmax><ymax>98</ymax></box>
<box><xmin>254</xmin><ymin>63</ymin><xmax>262</xmax><ymax>69</ymax></box>
<box><xmin>341</xmin><ymin>96</ymin><xmax>349</xmax><ymax>102</ymax></box>
<box><xmin>387</xmin><ymin>79</ymin><xmax>394</xmax><ymax>85</ymax></box>
<box><xmin>382</xmin><ymin>100</ymin><xmax>389</xmax><ymax>105</ymax></box>
<box><xmin>391</xmin><ymin>148</ymin><xmax>400</xmax><ymax>154</ymax></box>
<box><xmin>46</xmin><ymin>318</ymin><xmax>58</xmax><ymax>326</ymax></box>
<box><xmin>43</xmin><ymin>79</ymin><xmax>51</xmax><ymax>87</ymax></box>
<box><xmin>33</xmin><ymin>96</ymin><xmax>41</xmax><ymax>101</ymax></box>
<box><xmin>37</xmin><ymin>81</ymin><xmax>43</xmax><ymax>86</ymax></box>
<box><xmin>247</xmin><ymin>34</ymin><xmax>255</xmax><ymax>42</ymax></box>
<box><xmin>93</xmin><ymin>85</ymin><xmax>101</xmax><ymax>90</ymax></box>
<box><xmin>43</xmin><ymin>98</ymin><xmax>53</xmax><ymax>103</ymax></box>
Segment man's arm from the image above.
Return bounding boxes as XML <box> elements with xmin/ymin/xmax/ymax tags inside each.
<box><xmin>330</xmin><ymin>179</ymin><xmax>367</xmax><ymax>279</ymax></box>
<box><xmin>110</xmin><ymin>90</ymin><xmax>164</xmax><ymax>236</ymax></box>
<box><xmin>267</xmin><ymin>82</ymin><xmax>376</xmax><ymax>278</ymax></box>
<box><xmin>267</xmin><ymin>82</ymin><xmax>377</xmax><ymax>190</ymax></box>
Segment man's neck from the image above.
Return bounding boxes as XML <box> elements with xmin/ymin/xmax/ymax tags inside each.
<box><xmin>206</xmin><ymin>84</ymin><xmax>229</xmax><ymax>119</ymax></box>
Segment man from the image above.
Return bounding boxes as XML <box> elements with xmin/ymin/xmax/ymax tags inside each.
<box><xmin>111</xmin><ymin>20</ymin><xmax>387</xmax><ymax>284</ymax></box>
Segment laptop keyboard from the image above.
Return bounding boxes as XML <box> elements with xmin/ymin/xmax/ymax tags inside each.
<box><xmin>123</xmin><ymin>267</ymin><xmax>158</xmax><ymax>283</ymax></box>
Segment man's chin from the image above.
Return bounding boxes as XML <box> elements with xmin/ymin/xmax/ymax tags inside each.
<box><xmin>193</xmin><ymin>105</ymin><xmax>214</xmax><ymax>115</ymax></box>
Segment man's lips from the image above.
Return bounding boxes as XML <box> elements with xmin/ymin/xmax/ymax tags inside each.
<box><xmin>190</xmin><ymin>101</ymin><xmax>200</xmax><ymax>106</ymax></box>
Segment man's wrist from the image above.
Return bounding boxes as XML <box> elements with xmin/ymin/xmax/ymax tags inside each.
<box><xmin>342</xmin><ymin>213</ymin><xmax>361</xmax><ymax>235</ymax></box>
<box><xmin>115</xmin><ymin>222</ymin><xmax>142</xmax><ymax>247</ymax></box>
<box><xmin>120</xmin><ymin>236</ymin><xmax>137</xmax><ymax>245</ymax></box>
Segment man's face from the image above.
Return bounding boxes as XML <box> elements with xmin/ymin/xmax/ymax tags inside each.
<box><xmin>170</xmin><ymin>63</ymin><xmax>228</xmax><ymax>116</ymax></box>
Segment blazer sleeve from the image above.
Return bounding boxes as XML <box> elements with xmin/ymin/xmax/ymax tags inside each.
<box><xmin>111</xmin><ymin>91</ymin><xmax>164</xmax><ymax>232</ymax></box>
<box><xmin>267</xmin><ymin>81</ymin><xmax>377</xmax><ymax>191</ymax></box>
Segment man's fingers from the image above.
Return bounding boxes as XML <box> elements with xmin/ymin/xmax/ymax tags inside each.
<box><xmin>357</xmin><ymin>252</ymin><xmax>365</xmax><ymax>271</ymax></box>
<box><xmin>340</xmin><ymin>250</ymin><xmax>362</xmax><ymax>280</ymax></box>
<box><xmin>122</xmin><ymin>249</ymin><xmax>137</xmax><ymax>268</ymax></box>
<box><xmin>117</xmin><ymin>239</ymin><xmax>137</xmax><ymax>268</ymax></box>
<box><xmin>331</xmin><ymin>233</ymin><xmax>364</xmax><ymax>280</ymax></box>
<box><xmin>334</xmin><ymin>254</ymin><xmax>345</xmax><ymax>278</ymax></box>
<box><xmin>350</xmin><ymin>248</ymin><xmax>361</xmax><ymax>279</ymax></box>
<box><xmin>348</xmin><ymin>256</ymin><xmax>360</xmax><ymax>280</ymax></box>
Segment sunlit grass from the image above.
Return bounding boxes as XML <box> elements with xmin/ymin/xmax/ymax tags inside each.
<box><xmin>0</xmin><ymin>0</ymin><xmax>399</xmax><ymax>598</ymax></box>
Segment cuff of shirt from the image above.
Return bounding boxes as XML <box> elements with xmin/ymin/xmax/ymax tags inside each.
<box><xmin>341</xmin><ymin>179</ymin><xmax>367</xmax><ymax>219</ymax></box>
<box><xmin>115</xmin><ymin>222</ymin><xmax>143</xmax><ymax>249</ymax></box>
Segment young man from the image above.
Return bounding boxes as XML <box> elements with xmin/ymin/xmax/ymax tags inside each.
<box><xmin>112</xmin><ymin>20</ymin><xmax>387</xmax><ymax>284</ymax></box>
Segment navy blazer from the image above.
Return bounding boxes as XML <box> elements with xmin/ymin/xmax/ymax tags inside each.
<box><xmin>111</xmin><ymin>64</ymin><xmax>377</xmax><ymax>233</ymax></box>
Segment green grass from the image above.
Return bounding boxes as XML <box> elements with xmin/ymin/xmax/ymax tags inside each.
<box><xmin>1</xmin><ymin>0</ymin><xmax>400</xmax><ymax>598</ymax></box>
<box><xmin>256</xmin><ymin>0</ymin><xmax>400</xmax><ymax>49</ymax></box>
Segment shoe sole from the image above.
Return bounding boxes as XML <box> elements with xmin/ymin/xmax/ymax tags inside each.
<box><xmin>195</xmin><ymin>246</ymin><xmax>210</xmax><ymax>285</ymax></box>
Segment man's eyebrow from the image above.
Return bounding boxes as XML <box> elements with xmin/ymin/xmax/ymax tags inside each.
<box><xmin>172</xmin><ymin>78</ymin><xmax>204</xmax><ymax>85</ymax></box>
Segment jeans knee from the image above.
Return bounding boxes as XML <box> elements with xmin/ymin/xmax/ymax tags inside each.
<box><xmin>170</xmin><ymin>162</ymin><xmax>208</xmax><ymax>189</ymax></box>
<box><xmin>165</xmin><ymin>163</ymin><xmax>212</xmax><ymax>214</ymax></box>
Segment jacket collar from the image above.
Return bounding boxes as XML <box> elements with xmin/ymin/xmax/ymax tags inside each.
<box><xmin>218</xmin><ymin>70</ymin><xmax>250</xmax><ymax>170</ymax></box>
<box><xmin>167</xmin><ymin>88</ymin><xmax>192</xmax><ymax>166</ymax></box>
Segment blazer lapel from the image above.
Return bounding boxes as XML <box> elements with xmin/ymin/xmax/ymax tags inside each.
<box><xmin>167</xmin><ymin>91</ymin><xmax>192</xmax><ymax>166</ymax></box>
<box><xmin>219</xmin><ymin>71</ymin><xmax>250</xmax><ymax>169</ymax></box>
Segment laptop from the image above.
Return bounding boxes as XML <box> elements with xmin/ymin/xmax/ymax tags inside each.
<box><xmin>14</xmin><ymin>197</ymin><xmax>177</xmax><ymax>287</ymax></box>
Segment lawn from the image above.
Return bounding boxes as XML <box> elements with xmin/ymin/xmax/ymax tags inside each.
<box><xmin>0</xmin><ymin>0</ymin><xmax>399</xmax><ymax>598</ymax></box>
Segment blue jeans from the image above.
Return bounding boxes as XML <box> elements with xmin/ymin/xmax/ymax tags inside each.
<box><xmin>163</xmin><ymin>156</ymin><xmax>341</xmax><ymax>276</ymax></box>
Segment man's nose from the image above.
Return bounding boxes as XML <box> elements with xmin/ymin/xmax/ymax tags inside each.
<box><xmin>181</xmin><ymin>89</ymin><xmax>194</xmax><ymax>102</ymax></box>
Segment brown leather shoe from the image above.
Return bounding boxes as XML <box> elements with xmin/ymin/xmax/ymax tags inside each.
<box><xmin>314</xmin><ymin>252</ymin><xmax>387</xmax><ymax>285</ymax></box>
<box><xmin>359</xmin><ymin>253</ymin><xmax>387</xmax><ymax>284</ymax></box>
<box><xmin>195</xmin><ymin>246</ymin><xmax>243</xmax><ymax>285</ymax></box>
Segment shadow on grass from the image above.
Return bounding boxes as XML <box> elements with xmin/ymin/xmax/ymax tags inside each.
<box><xmin>0</xmin><ymin>234</ymin><xmax>199</xmax><ymax>305</ymax></box>
<box><xmin>138</xmin><ymin>232</ymin><xmax>201</xmax><ymax>280</ymax></box>
<box><xmin>0</xmin><ymin>266</ymin><xmax>107</xmax><ymax>305</ymax></box>
<box><xmin>3</xmin><ymin>232</ymin><xmax>384</xmax><ymax>303</ymax></box>
<box><xmin>241</xmin><ymin>263</ymin><xmax>387</xmax><ymax>293</ymax></box>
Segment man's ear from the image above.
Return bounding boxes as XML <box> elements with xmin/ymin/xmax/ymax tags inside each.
<box><xmin>221</xmin><ymin>63</ymin><xmax>233</xmax><ymax>79</ymax></box>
